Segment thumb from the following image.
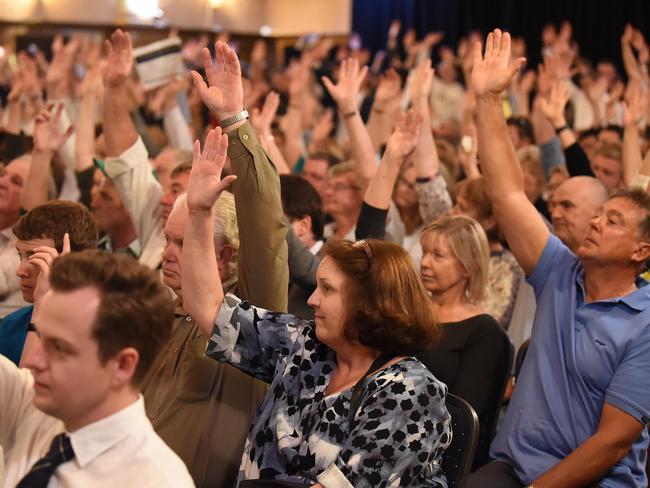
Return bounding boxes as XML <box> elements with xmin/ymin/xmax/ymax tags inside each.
<box><xmin>509</xmin><ymin>57</ymin><xmax>527</xmax><ymax>79</ymax></box>
<box><xmin>321</xmin><ymin>76</ymin><xmax>336</xmax><ymax>96</ymax></box>
<box><xmin>216</xmin><ymin>175</ymin><xmax>237</xmax><ymax>193</ymax></box>
<box><xmin>62</xmin><ymin>233</ymin><xmax>71</xmax><ymax>255</ymax></box>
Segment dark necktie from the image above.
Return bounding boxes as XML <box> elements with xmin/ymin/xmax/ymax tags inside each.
<box><xmin>16</xmin><ymin>433</ymin><xmax>75</xmax><ymax>488</ymax></box>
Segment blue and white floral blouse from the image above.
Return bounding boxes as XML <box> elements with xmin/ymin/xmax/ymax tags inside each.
<box><xmin>206</xmin><ymin>293</ymin><xmax>452</xmax><ymax>487</ymax></box>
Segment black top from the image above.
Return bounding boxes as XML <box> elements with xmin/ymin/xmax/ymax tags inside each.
<box><xmin>417</xmin><ymin>313</ymin><xmax>511</xmax><ymax>468</ymax></box>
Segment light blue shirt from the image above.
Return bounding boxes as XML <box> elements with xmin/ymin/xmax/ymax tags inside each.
<box><xmin>491</xmin><ymin>235</ymin><xmax>650</xmax><ymax>487</ymax></box>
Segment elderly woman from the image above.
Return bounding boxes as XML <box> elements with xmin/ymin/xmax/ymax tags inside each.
<box><xmin>180</xmin><ymin>128</ymin><xmax>452</xmax><ymax>488</ymax></box>
<box><xmin>417</xmin><ymin>215</ymin><xmax>511</xmax><ymax>468</ymax></box>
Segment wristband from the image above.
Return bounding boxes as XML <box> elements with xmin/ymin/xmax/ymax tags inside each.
<box><xmin>342</xmin><ymin>110</ymin><xmax>357</xmax><ymax>119</ymax></box>
<box><xmin>554</xmin><ymin>125</ymin><xmax>569</xmax><ymax>135</ymax></box>
<box><xmin>218</xmin><ymin>109</ymin><xmax>249</xmax><ymax>129</ymax></box>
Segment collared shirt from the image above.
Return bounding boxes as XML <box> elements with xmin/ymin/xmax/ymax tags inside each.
<box><xmin>97</xmin><ymin>233</ymin><xmax>141</xmax><ymax>260</ymax></box>
<box><xmin>0</xmin><ymin>356</ymin><xmax>194</xmax><ymax>487</ymax></box>
<box><xmin>491</xmin><ymin>235</ymin><xmax>650</xmax><ymax>487</ymax></box>
<box><xmin>309</xmin><ymin>240</ymin><xmax>324</xmax><ymax>256</ymax></box>
<box><xmin>141</xmin><ymin>298</ymin><xmax>266</xmax><ymax>488</ymax></box>
<box><xmin>0</xmin><ymin>227</ymin><xmax>23</xmax><ymax>318</ymax></box>
<box><xmin>103</xmin><ymin>138</ymin><xmax>165</xmax><ymax>270</ymax></box>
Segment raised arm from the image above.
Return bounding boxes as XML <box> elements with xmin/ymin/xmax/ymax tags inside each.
<box><xmin>472</xmin><ymin>29</ymin><xmax>549</xmax><ymax>275</ymax></box>
<box><xmin>322</xmin><ymin>58</ymin><xmax>378</xmax><ymax>187</ymax></box>
<box><xmin>192</xmin><ymin>41</ymin><xmax>289</xmax><ymax>311</ymax></box>
<box><xmin>102</xmin><ymin>30</ymin><xmax>139</xmax><ymax>157</ymax></box>
<box><xmin>181</xmin><ymin>129</ymin><xmax>237</xmax><ymax>337</ymax></box>
<box><xmin>622</xmin><ymin>84</ymin><xmax>649</xmax><ymax>188</ymax></box>
<box><xmin>363</xmin><ymin>110</ymin><xmax>420</xmax><ymax>210</ymax></box>
<box><xmin>251</xmin><ymin>91</ymin><xmax>291</xmax><ymax>174</ymax></box>
<box><xmin>20</xmin><ymin>104</ymin><xmax>73</xmax><ymax>211</ymax></box>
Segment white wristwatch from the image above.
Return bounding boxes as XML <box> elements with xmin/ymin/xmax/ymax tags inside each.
<box><xmin>218</xmin><ymin>109</ymin><xmax>249</xmax><ymax>129</ymax></box>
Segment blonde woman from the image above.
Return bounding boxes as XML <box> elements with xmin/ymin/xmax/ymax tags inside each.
<box><xmin>417</xmin><ymin>215</ymin><xmax>511</xmax><ymax>468</ymax></box>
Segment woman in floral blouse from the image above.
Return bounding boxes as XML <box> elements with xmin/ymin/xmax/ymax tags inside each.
<box><xmin>180</xmin><ymin>127</ymin><xmax>452</xmax><ymax>487</ymax></box>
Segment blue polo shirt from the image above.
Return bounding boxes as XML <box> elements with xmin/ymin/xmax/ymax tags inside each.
<box><xmin>491</xmin><ymin>236</ymin><xmax>650</xmax><ymax>487</ymax></box>
<box><xmin>0</xmin><ymin>305</ymin><xmax>34</xmax><ymax>366</ymax></box>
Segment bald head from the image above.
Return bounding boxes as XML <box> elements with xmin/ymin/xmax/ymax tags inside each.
<box><xmin>550</xmin><ymin>176</ymin><xmax>608</xmax><ymax>252</ymax></box>
<box><xmin>0</xmin><ymin>155</ymin><xmax>31</xmax><ymax>228</ymax></box>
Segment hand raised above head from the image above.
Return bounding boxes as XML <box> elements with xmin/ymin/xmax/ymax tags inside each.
<box><xmin>33</xmin><ymin>103</ymin><xmax>74</xmax><ymax>154</ymax></box>
<box><xmin>103</xmin><ymin>29</ymin><xmax>134</xmax><ymax>89</ymax></box>
<box><xmin>190</xmin><ymin>41</ymin><xmax>243</xmax><ymax>120</ymax></box>
<box><xmin>186</xmin><ymin>128</ymin><xmax>237</xmax><ymax>214</ymax></box>
<box><xmin>471</xmin><ymin>29</ymin><xmax>526</xmax><ymax>99</ymax></box>
<box><xmin>539</xmin><ymin>79</ymin><xmax>570</xmax><ymax>127</ymax></box>
<box><xmin>384</xmin><ymin>109</ymin><xmax>422</xmax><ymax>163</ymax></box>
<box><xmin>321</xmin><ymin>57</ymin><xmax>368</xmax><ymax>113</ymax></box>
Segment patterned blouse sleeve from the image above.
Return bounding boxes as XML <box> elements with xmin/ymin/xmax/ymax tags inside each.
<box><xmin>205</xmin><ymin>293</ymin><xmax>309</xmax><ymax>384</ymax></box>
<box><xmin>317</xmin><ymin>365</ymin><xmax>452</xmax><ymax>487</ymax></box>
<box><xmin>415</xmin><ymin>173</ymin><xmax>453</xmax><ymax>225</ymax></box>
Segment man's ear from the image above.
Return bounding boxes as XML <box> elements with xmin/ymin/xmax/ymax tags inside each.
<box><xmin>294</xmin><ymin>215</ymin><xmax>312</xmax><ymax>238</ymax></box>
<box><xmin>109</xmin><ymin>347</ymin><xmax>139</xmax><ymax>388</ymax></box>
<box><xmin>217</xmin><ymin>244</ymin><xmax>235</xmax><ymax>274</ymax></box>
<box><xmin>631</xmin><ymin>242</ymin><xmax>650</xmax><ymax>266</ymax></box>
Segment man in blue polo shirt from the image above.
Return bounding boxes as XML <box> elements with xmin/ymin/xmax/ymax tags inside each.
<box><xmin>0</xmin><ymin>201</ymin><xmax>98</xmax><ymax>365</ymax></box>
<box><xmin>467</xmin><ymin>29</ymin><xmax>650</xmax><ymax>488</ymax></box>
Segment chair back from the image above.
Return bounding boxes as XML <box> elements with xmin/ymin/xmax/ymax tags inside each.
<box><xmin>442</xmin><ymin>393</ymin><xmax>479</xmax><ymax>488</ymax></box>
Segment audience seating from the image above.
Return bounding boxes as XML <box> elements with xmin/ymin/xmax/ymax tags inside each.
<box><xmin>442</xmin><ymin>393</ymin><xmax>480</xmax><ymax>488</ymax></box>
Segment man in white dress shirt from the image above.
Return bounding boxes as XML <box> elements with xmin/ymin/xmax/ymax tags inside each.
<box><xmin>0</xmin><ymin>250</ymin><xmax>194</xmax><ymax>487</ymax></box>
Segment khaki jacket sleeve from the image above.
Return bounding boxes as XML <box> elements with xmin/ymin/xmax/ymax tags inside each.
<box><xmin>227</xmin><ymin>122</ymin><xmax>288</xmax><ymax>312</ymax></box>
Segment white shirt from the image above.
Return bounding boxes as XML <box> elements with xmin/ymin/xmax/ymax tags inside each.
<box><xmin>104</xmin><ymin>138</ymin><xmax>166</xmax><ymax>270</ymax></box>
<box><xmin>0</xmin><ymin>356</ymin><xmax>195</xmax><ymax>487</ymax></box>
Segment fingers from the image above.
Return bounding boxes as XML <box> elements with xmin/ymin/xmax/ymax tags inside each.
<box><xmin>321</xmin><ymin>76</ymin><xmax>335</xmax><ymax>95</ymax></box>
<box><xmin>62</xmin><ymin>233</ymin><xmax>71</xmax><ymax>255</ymax></box>
<box><xmin>200</xmin><ymin>48</ymin><xmax>217</xmax><ymax>85</ymax></box>
<box><xmin>62</xmin><ymin>124</ymin><xmax>75</xmax><ymax>144</ymax></box>
<box><xmin>216</xmin><ymin>175</ymin><xmax>237</xmax><ymax>193</ymax></box>
<box><xmin>193</xmin><ymin>139</ymin><xmax>202</xmax><ymax>163</ymax></box>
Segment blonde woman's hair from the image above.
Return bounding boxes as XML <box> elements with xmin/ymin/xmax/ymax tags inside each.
<box><xmin>421</xmin><ymin>215</ymin><xmax>490</xmax><ymax>303</ymax></box>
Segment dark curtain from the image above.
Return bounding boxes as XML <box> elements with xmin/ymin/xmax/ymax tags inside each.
<box><xmin>352</xmin><ymin>0</ymin><xmax>650</xmax><ymax>70</ymax></box>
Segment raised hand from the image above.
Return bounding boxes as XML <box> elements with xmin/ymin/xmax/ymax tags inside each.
<box><xmin>539</xmin><ymin>79</ymin><xmax>570</xmax><ymax>128</ymax></box>
<box><xmin>33</xmin><ymin>103</ymin><xmax>74</xmax><ymax>153</ymax></box>
<box><xmin>311</xmin><ymin>109</ymin><xmax>334</xmax><ymax>142</ymax></box>
<box><xmin>321</xmin><ymin>57</ymin><xmax>368</xmax><ymax>113</ymax></box>
<box><xmin>384</xmin><ymin>109</ymin><xmax>422</xmax><ymax>163</ymax></box>
<box><xmin>374</xmin><ymin>68</ymin><xmax>402</xmax><ymax>108</ymax></box>
<box><xmin>623</xmin><ymin>83</ymin><xmax>649</xmax><ymax>127</ymax></box>
<box><xmin>30</xmin><ymin>233</ymin><xmax>71</xmax><ymax>305</ymax></box>
<box><xmin>103</xmin><ymin>29</ymin><xmax>134</xmax><ymax>88</ymax></box>
<box><xmin>408</xmin><ymin>59</ymin><xmax>434</xmax><ymax>105</ymax></box>
<box><xmin>185</xmin><ymin>128</ymin><xmax>237</xmax><ymax>214</ymax></box>
<box><xmin>251</xmin><ymin>91</ymin><xmax>280</xmax><ymax>136</ymax></box>
<box><xmin>471</xmin><ymin>29</ymin><xmax>526</xmax><ymax>99</ymax></box>
<box><xmin>190</xmin><ymin>41</ymin><xmax>243</xmax><ymax>120</ymax></box>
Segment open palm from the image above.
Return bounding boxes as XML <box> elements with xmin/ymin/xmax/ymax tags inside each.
<box><xmin>186</xmin><ymin>128</ymin><xmax>237</xmax><ymax>213</ymax></box>
<box><xmin>471</xmin><ymin>29</ymin><xmax>525</xmax><ymax>98</ymax></box>
<box><xmin>191</xmin><ymin>41</ymin><xmax>243</xmax><ymax>119</ymax></box>
<box><xmin>103</xmin><ymin>29</ymin><xmax>133</xmax><ymax>88</ymax></box>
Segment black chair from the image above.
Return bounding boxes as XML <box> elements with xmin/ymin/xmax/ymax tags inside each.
<box><xmin>442</xmin><ymin>393</ymin><xmax>479</xmax><ymax>488</ymax></box>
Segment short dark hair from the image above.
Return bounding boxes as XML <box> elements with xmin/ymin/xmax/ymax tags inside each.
<box><xmin>324</xmin><ymin>239</ymin><xmax>440</xmax><ymax>355</ymax></box>
<box><xmin>12</xmin><ymin>200</ymin><xmax>98</xmax><ymax>252</ymax></box>
<box><xmin>280</xmin><ymin>174</ymin><xmax>325</xmax><ymax>241</ymax></box>
<box><xmin>507</xmin><ymin>116</ymin><xmax>535</xmax><ymax>145</ymax></box>
<box><xmin>49</xmin><ymin>250</ymin><xmax>174</xmax><ymax>386</ymax></box>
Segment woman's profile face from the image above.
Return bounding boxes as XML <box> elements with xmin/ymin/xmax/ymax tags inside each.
<box><xmin>307</xmin><ymin>256</ymin><xmax>350</xmax><ymax>348</ymax></box>
<box><xmin>420</xmin><ymin>232</ymin><xmax>467</xmax><ymax>298</ymax></box>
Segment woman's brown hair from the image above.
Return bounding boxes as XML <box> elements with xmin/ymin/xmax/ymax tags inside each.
<box><xmin>324</xmin><ymin>239</ymin><xmax>440</xmax><ymax>355</ymax></box>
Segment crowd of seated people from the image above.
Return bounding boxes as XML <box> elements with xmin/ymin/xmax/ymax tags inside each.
<box><xmin>0</xmin><ymin>15</ymin><xmax>649</xmax><ymax>488</ymax></box>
